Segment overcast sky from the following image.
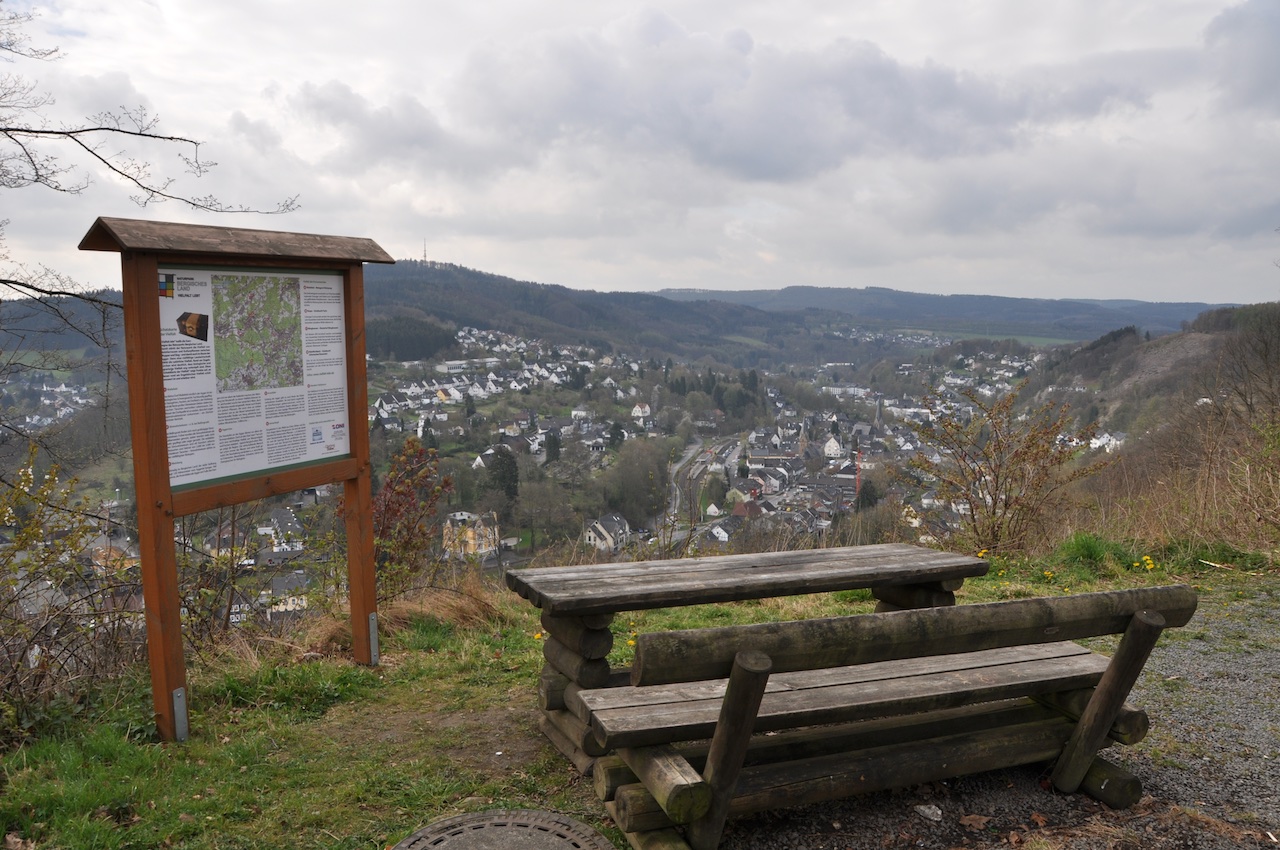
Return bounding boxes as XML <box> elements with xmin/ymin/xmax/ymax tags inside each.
<box><xmin>6</xmin><ymin>0</ymin><xmax>1280</xmax><ymax>304</ymax></box>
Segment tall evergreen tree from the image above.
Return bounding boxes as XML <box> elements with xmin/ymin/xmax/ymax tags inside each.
<box><xmin>487</xmin><ymin>446</ymin><xmax>519</xmax><ymax>503</ymax></box>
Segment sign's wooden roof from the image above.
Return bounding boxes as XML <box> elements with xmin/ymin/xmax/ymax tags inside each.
<box><xmin>79</xmin><ymin>217</ymin><xmax>394</xmax><ymax>264</ymax></box>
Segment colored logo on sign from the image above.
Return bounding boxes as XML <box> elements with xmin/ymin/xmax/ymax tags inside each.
<box><xmin>159</xmin><ymin>274</ymin><xmax>175</xmax><ymax>297</ymax></box>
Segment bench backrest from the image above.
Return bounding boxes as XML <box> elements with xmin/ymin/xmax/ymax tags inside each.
<box><xmin>631</xmin><ymin>585</ymin><xmax>1197</xmax><ymax>686</ymax></box>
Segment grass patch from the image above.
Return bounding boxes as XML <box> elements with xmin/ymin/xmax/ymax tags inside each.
<box><xmin>2</xmin><ymin>562</ymin><xmax>1275</xmax><ymax>849</ymax></box>
<box><xmin>196</xmin><ymin>661</ymin><xmax>382</xmax><ymax>721</ymax></box>
<box><xmin>1054</xmin><ymin>532</ymin><xmax>1138</xmax><ymax>571</ymax></box>
<box><xmin>0</xmin><ymin>582</ymin><xmax>603</xmax><ymax>849</ymax></box>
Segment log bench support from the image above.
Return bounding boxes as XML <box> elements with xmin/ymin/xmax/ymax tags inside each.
<box><xmin>688</xmin><ymin>651</ymin><xmax>772</xmax><ymax>850</ymax></box>
<box><xmin>537</xmin><ymin>612</ymin><xmax>617</xmax><ymax>772</ymax></box>
<box><xmin>1051</xmin><ymin>608</ymin><xmax>1166</xmax><ymax>792</ymax></box>
<box><xmin>573</xmin><ymin>586</ymin><xmax>1195</xmax><ymax>850</ymax></box>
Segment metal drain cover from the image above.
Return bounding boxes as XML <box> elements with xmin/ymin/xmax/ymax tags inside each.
<box><xmin>393</xmin><ymin>809</ymin><xmax>614</xmax><ymax>850</ymax></box>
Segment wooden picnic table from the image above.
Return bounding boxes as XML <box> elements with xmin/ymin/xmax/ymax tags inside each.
<box><xmin>505</xmin><ymin>543</ymin><xmax>990</xmax><ymax>774</ymax></box>
<box><xmin>504</xmin><ymin>542</ymin><xmax>989</xmax><ymax>617</ymax></box>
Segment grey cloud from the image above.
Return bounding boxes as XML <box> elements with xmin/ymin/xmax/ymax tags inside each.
<box><xmin>291</xmin><ymin>81</ymin><xmax>447</xmax><ymax>156</ymax></box>
<box><xmin>450</xmin><ymin>11</ymin><xmax>1149</xmax><ymax>182</ymax></box>
<box><xmin>288</xmin><ymin>80</ymin><xmax>515</xmax><ymax>177</ymax></box>
<box><xmin>51</xmin><ymin>70</ymin><xmax>152</xmax><ymax>119</ymax></box>
<box><xmin>229</xmin><ymin>110</ymin><xmax>282</xmax><ymax>149</ymax></box>
<box><xmin>1034</xmin><ymin>48</ymin><xmax>1202</xmax><ymax>94</ymax></box>
<box><xmin>908</xmin><ymin>155</ymin><xmax>1110</xmax><ymax>237</ymax></box>
<box><xmin>1213</xmin><ymin>199</ymin><xmax>1280</xmax><ymax>240</ymax></box>
<box><xmin>1205</xmin><ymin>0</ymin><xmax>1280</xmax><ymax>113</ymax></box>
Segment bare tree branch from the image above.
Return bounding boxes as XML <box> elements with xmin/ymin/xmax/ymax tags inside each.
<box><xmin>1</xmin><ymin>8</ymin><xmax>297</xmax><ymax>214</ymax></box>
<box><xmin>0</xmin><ymin>5</ymin><xmax>59</xmax><ymax>61</ymax></box>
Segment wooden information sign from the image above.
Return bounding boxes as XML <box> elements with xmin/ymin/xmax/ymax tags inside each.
<box><xmin>80</xmin><ymin>217</ymin><xmax>394</xmax><ymax>741</ymax></box>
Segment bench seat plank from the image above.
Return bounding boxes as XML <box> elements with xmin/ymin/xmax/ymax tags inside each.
<box><xmin>583</xmin><ymin>643</ymin><xmax>1111</xmax><ymax>749</ymax></box>
<box><xmin>506</xmin><ymin>544</ymin><xmax>987</xmax><ymax>615</ymax></box>
<box><xmin>575</xmin><ymin>643</ymin><xmax>1092</xmax><ymax>717</ymax></box>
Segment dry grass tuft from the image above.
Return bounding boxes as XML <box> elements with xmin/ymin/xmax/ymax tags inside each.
<box><xmin>383</xmin><ymin>587</ymin><xmax>503</xmax><ymax>631</ymax></box>
<box><xmin>300</xmin><ymin>576</ymin><xmax>507</xmax><ymax>655</ymax></box>
<box><xmin>1023</xmin><ymin>797</ymin><xmax>1268</xmax><ymax>849</ymax></box>
<box><xmin>1157</xmin><ymin>805</ymin><xmax>1266</xmax><ymax>842</ymax></box>
<box><xmin>202</xmin><ymin>628</ymin><xmax>269</xmax><ymax>671</ymax></box>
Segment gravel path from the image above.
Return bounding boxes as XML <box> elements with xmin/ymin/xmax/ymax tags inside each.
<box><xmin>718</xmin><ymin>582</ymin><xmax>1280</xmax><ymax>850</ymax></box>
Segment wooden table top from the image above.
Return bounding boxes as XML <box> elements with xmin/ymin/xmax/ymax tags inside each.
<box><xmin>505</xmin><ymin>543</ymin><xmax>988</xmax><ymax>616</ymax></box>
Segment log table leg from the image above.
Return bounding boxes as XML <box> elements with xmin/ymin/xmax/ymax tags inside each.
<box><xmin>536</xmin><ymin>613</ymin><xmax>616</xmax><ymax>774</ymax></box>
<box><xmin>872</xmin><ymin>579</ymin><xmax>964</xmax><ymax>611</ymax></box>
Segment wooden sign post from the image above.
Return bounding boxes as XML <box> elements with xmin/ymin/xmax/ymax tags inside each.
<box><xmin>80</xmin><ymin>217</ymin><xmax>393</xmax><ymax>741</ymax></box>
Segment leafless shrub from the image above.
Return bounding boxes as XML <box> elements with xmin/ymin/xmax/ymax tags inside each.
<box><xmin>0</xmin><ymin>447</ymin><xmax>146</xmax><ymax>745</ymax></box>
<box><xmin>907</xmin><ymin>385</ymin><xmax>1110</xmax><ymax>554</ymax></box>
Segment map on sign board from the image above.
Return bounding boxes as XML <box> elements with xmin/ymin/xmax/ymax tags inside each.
<box><xmin>157</xmin><ymin>268</ymin><xmax>351</xmax><ymax>488</ymax></box>
<box><xmin>211</xmin><ymin>274</ymin><xmax>305</xmax><ymax>392</ymax></box>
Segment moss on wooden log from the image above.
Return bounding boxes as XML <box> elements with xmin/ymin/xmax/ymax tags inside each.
<box><xmin>620</xmin><ymin>826</ymin><xmax>692</xmax><ymax>850</ymax></box>
<box><xmin>618</xmin><ymin>744</ymin><xmax>711</xmax><ymax>824</ymax></box>
<box><xmin>602</xmin><ymin>716</ymin><xmax>1076</xmax><ymax>826</ymax></box>
<box><xmin>594</xmin><ymin>755</ymin><xmax>633</xmax><ymax>802</ymax></box>
<box><xmin>537</xmin><ymin>715</ymin><xmax>596</xmax><ymax>776</ymax></box>
<box><xmin>538</xmin><ymin>666</ymin><xmax>571</xmax><ymax>712</ymax></box>
<box><xmin>613</xmin><ymin>784</ymin><xmax>678</xmax><ymax>832</ymax></box>
<box><xmin>544</xmin><ymin>636</ymin><xmax>612</xmax><ymax>688</ymax></box>
<box><xmin>602</xmin><ymin>800</ymin><xmax>691</xmax><ymax>850</ymax></box>
<box><xmin>546</xmin><ymin>708</ymin><xmax>609</xmax><ymax>757</ymax></box>
<box><xmin>727</xmin><ymin>717</ymin><xmax>1075</xmax><ymax>815</ymax></box>
<box><xmin>594</xmin><ymin>700</ymin><xmax>1060</xmax><ymax>802</ymax></box>
<box><xmin>542</xmin><ymin>611</ymin><xmax>614</xmax><ymax>659</ymax></box>
<box><xmin>622</xmin><ymin>829</ymin><xmax>692</xmax><ymax>850</ymax></box>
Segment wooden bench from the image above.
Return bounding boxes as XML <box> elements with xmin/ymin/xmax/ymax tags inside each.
<box><xmin>571</xmin><ymin>585</ymin><xmax>1197</xmax><ymax>850</ymax></box>
<box><xmin>507</xmin><ymin>544</ymin><xmax>990</xmax><ymax>773</ymax></box>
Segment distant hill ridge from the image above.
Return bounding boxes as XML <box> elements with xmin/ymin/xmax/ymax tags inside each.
<box><xmin>363</xmin><ymin>261</ymin><xmax>802</xmax><ymax>362</ymax></box>
<box><xmin>656</xmin><ymin>286</ymin><xmax>1231</xmax><ymax>340</ymax></box>
<box><xmin>361</xmin><ymin>261</ymin><xmax>1233</xmax><ymax>362</ymax></box>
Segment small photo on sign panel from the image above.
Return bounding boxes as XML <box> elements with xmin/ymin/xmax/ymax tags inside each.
<box><xmin>177</xmin><ymin>312</ymin><xmax>209</xmax><ymax>341</ymax></box>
